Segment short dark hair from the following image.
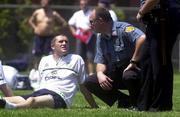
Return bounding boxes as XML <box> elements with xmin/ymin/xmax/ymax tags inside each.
<box><xmin>95</xmin><ymin>7</ymin><xmax>112</xmax><ymax>22</ymax></box>
<box><xmin>51</xmin><ymin>34</ymin><xmax>67</xmax><ymax>47</ymax></box>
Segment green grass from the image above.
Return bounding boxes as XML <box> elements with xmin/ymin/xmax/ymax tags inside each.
<box><xmin>0</xmin><ymin>72</ymin><xmax>180</xmax><ymax>117</ymax></box>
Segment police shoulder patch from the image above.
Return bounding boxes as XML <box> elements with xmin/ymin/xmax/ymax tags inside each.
<box><xmin>125</xmin><ymin>25</ymin><xmax>135</xmax><ymax>32</ymax></box>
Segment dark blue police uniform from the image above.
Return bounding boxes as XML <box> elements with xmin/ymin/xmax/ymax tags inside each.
<box><xmin>137</xmin><ymin>0</ymin><xmax>180</xmax><ymax>111</ymax></box>
<box><xmin>85</xmin><ymin>21</ymin><xmax>144</xmax><ymax>107</ymax></box>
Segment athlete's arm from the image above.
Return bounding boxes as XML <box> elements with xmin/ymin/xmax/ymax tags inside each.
<box><xmin>0</xmin><ymin>84</ymin><xmax>13</xmax><ymax>97</ymax></box>
<box><xmin>79</xmin><ymin>84</ymin><xmax>99</xmax><ymax>108</ymax></box>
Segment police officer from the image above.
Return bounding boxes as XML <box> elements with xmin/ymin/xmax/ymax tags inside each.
<box><xmin>136</xmin><ymin>0</ymin><xmax>180</xmax><ymax>111</ymax></box>
<box><xmin>85</xmin><ymin>7</ymin><xmax>146</xmax><ymax>108</ymax></box>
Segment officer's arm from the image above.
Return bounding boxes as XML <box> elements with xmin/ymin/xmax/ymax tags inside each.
<box><xmin>96</xmin><ymin>63</ymin><xmax>107</xmax><ymax>77</ymax></box>
<box><xmin>124</xmin><ymin>34</ymin><xmax>146</xmax><ymax>72</ymax></box>
<box><xmin>131</xmin><ymin>34</ymin><xmax>146</xmax><ymax>62</ymax></box>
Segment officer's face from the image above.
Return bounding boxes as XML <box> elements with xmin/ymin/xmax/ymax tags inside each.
<box><xmin>89</xmin><ymin>10</ymin><xmax>102</xmax><ymax>33</ymax></box>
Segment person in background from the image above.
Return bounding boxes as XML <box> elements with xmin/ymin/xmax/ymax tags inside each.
<box><xmin>0</xmin><ymin>61</ymin><xmax>13</xmax><ymax>97</ymax></box>
<box><xmin>2</xmin><ymin>65</ymin><xmax>18</xmax><ymax>90</ymax></box>
<box><xmin>0</xmin><ymin>35</ymin><xmax>98</xmax><ymax>109</ymax></box>
<box><xmin>28</xmin><ymin>63</ymin><xmax>40</xmax><ymax>91</ymax></box>
<box><xmin>136</xmin><ymin>0</ymin><xmax>180</xmax><ymax>111</ymax></box>
<box><xmin>85</xmin><ymin>7</ymin><xmax>146</xmax><ymax>109</ymax></box>
<box><xmin>68</xmin><ymin>0</ymin><xmax>95</xmax><ymax>75</ymax></box>
<box><xmin>28</xmin><ymin>0</ymin><xmax>67</xmax><ymax>68</ymax></box>
<box><xmin>98</xmin><ymin>0</ymin><xmax>118</xmax><ymax>21</ymax></box>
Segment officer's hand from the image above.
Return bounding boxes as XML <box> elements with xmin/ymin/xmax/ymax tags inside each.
<box><xmin>123</xmin><ymin>63</ymin><xmax>141</xmax><ymax>73</ymax></box>
<box><xmin>97</xmin><ymin>72</ymin><xmax>113</xmax><ymax>90</ymax></box>
<box><xmin>136</xmin><ymin>12</ymin><xmax>143</xmax><ymax>22</ymax></box>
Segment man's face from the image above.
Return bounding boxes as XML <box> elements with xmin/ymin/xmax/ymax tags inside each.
<box><xmin>41</xmin><ymin>0</ymin><xmax>49</xmax><ymax>8</ymax></box>
<box><xmin>52</xmin><ymin>36</ymin><xmax>69</xmax><ymax>56</ymax></box>
<box><xmin>80</xmin><ymin>0</ymin><xmax>88</xmax><ymax>10</ymax></box>
<box><xmin>89</xmin><ymin>10</ymin><xmax>102</xmax><ymax>33</ymax></box>
<box><xmin>98</xmin><ymin>2</ymin><xmax>106</xmax><ymax>8</ymax></box>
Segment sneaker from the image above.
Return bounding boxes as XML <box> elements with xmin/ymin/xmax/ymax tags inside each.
<box><xmin>148</xmin><ymin>108</ymin><xmax>158</xmax><ymax>112</ymax></box>
<box><xmin>117</xmin><ymin>99</ymin><xmax>130</xmax><ymax>108</ymax></box>
<box><xmin>0</xmin><ymin>96</ymin><xmax>6</xmax><ymax>108</ymax></box>
<box><xmin>126</xmin><ymin>106</ymin><xmax>139</xmax><ymax>111</ymax></box>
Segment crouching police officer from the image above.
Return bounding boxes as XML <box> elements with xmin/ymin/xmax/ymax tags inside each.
<box><xmin>85</xmin><ymin>7</ymin><xmax>146</xmax><ymax>109</ymax></box>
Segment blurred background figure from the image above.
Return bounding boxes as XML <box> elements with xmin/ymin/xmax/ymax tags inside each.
<box><xmin>0</xmin><ymin>61</ymin><xmax>13</xmax><ymax>97</ymax></box>
<box><xmin>28</xmin><ymin>0</ymin><xmax>67</xmax><ymax>69</ymax></box>
<box><xmin>98</xmin><ymin>0</ymin><xmax>118</xmax><ymax>21</ymax></box>
<box><xmin>68</xmin><ymin>0</ymin><xmax>96</xmax><ymax>75</ymax></box>
<box><xmin>2</xmin><ymin>65</ymin><xmax>18</xmax><ymax>90</ymax></box>
<box><xmin>28</xmin><ymin>63</ymin><xmax>40</xmax><ymax>91</ymax></box>
<box><xmin>2</xmin><ymin>65</ymin><xmax>31</xmax><ymax>90</ymax></box>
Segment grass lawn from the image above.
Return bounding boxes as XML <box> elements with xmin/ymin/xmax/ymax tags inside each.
<box><xmin>0</xmin><ymin>71</ymin><xmax>180</xmax><ymax>117</ymax></box>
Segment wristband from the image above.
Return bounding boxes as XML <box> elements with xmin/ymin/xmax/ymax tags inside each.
<box><xmin>138</xmin><ymin>11</ymin><xmax>144</xmax><ymax>16</ymax></box>
<box><xmin>130</xmin><ymin>59</ymin><xmax>138</xmax><ymax>64</ymax></box>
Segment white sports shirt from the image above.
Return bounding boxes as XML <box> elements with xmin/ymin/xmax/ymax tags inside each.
<box><xmin>68</xmin><ymin>9</ymin><xmax>92</xmax><ymax>30</ymax></box>
<box><xmin>0</xmin><ymin>61</ymin><xmax>6</xmax><ymax>85</ymax></box>
<box><xmin>38</xmin><ymin>54</ymin><xmax>87</xmax><ymax>108</ymax></box>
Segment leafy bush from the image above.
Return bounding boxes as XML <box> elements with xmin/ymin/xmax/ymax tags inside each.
<box><xmin>0</xmin><ymin>1</ymin><xmax>33</xmax><ymax>60</ymax></box>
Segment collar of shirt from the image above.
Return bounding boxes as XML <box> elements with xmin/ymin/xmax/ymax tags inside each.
<box><xmin>55</xmin><ymin>54</ymin><xmax>70</xmax><ymax>65</ymax></box>
<box><xmin>112</xmin><ymin>21</ymin><xmax>118</xmax><ymax>37</ymax></box>
<box><xmin>101</xmin><ymin>22</ymin><xmax>118</xmax><ymax>40</ymax></box>
<box><xmin>112</xmin><ymin>21</ymin><xmax>118</xmax><ymax>32</ymax></box>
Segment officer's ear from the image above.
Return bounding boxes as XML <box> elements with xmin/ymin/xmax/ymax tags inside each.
<box><xmin>98</xmin><ymin>17</ymin><xmax>102</xmax><ymax>21</ymax></box>
<box><xmin>98</xmin><ymin>17</ymin><xmax>103</xmax><ymax>24</ymax></box>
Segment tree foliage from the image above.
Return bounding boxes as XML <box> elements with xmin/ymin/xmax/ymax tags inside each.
<box><xmin>0</xmin><ymin>0</ymin><xmax>130</xmax><ymax>60</ymax></box>
<box><xmin>0</xmin><ymin>0</ymin><xmax>32</xmax><ymax>60</ymax></box>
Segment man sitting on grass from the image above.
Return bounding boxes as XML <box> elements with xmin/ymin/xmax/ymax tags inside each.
<box><xmin>0</xmin><ymin>35</ymin><xmax>98</xmax><ymax>109</ymax></box>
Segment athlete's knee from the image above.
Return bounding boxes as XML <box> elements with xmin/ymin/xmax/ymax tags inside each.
<box><xmin>26</xmin><ymin>97</ymin><xmax>36</xmax><ymax>107</ymax></box>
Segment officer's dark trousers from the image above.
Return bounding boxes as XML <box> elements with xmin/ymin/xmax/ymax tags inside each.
<box><xmin>137</xmin><ymin>8</ymin><xmax>180</xmax><ymax>111</ymax></box>
<box><xmin>85</xmin><ymin>65</ymin><xmax>140</xmax><ymax>107</ymax></box>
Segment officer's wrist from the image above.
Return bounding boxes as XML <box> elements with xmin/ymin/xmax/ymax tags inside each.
<box><xmin>138</xmin><ymin>10</ymin><xmax>144</xmax><ymax>17</ymax></box>
<box><xmin>130</xmin><ymin>59</ymin><xmax>138</xmax><ymax>65</ymax></box>
<box><xmin>97</xmin><ymin>71</ymin><xmax>104</xmax><ymax>77</ymax></box>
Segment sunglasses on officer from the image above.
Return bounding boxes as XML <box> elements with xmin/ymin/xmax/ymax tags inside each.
<box><xmin>89</xmin><ymin>18</ymin><xmax>100</xmax><ymax>25</ymax></box>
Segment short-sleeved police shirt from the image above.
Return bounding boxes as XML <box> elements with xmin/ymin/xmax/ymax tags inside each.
<box><xmin>94</xmin><ymin>21</ymin><xmax>144</xmax><ymax>70</ymax></box>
